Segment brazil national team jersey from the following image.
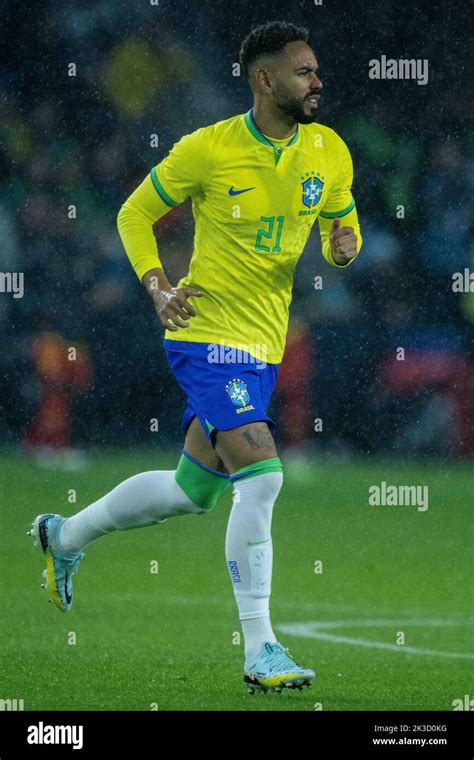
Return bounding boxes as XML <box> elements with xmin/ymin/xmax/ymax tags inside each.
<box><xmin>117</xmin><ymin>110</ymin><xmax>362</xmax><ymax>364</ymax></box>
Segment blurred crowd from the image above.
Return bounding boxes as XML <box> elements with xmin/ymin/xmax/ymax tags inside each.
<box><xmin>0</xmin><ymin>0</ymin><xmax>472</xmax><ymax>459</ymax></box>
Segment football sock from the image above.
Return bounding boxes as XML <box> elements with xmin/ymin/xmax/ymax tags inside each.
<box><xmin>225</xmin><ymin>461</ymin><xmax>283</xmax><ymax>663</ymax></box>
<box><xmin>59</xmin><ymin>469</ymin><xmax>209</xmax><ymax>554</ymax></box>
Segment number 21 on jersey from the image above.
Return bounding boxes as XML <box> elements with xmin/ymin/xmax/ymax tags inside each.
<box><xmin>255</xmin><ymin>215</ymin><xmax>285</xmax><ymax>253</ymax></box>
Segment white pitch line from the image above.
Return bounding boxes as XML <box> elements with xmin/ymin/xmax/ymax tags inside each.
<box><xmin>277</xmin><ymin>620</ymin><xmax>474</xmax><ymax>660</ymax></box>
<box><xmin>162</xmin><ymin>597</ymin><xmax>473</xmax><ymax>625</ymax></box>
<box><xmin>295</xmin><ymin>618</ymin><xmax>474</xmax><ymax>629</ymax></box>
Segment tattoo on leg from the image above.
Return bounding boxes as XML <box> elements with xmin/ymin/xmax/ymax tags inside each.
<box><xmin>216</xmin><ymin>458</ymin><xmax>228</xmax><ymax>474</ymax></box>
<box><xmin>242</xmin><ymin>426</ymin><xmax>275</xmax><ymax>450</ymax></box>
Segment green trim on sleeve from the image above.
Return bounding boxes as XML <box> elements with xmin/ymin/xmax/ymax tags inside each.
<box><xmin>319</xmin><ymin>198</ymin><xmax>356</xmax><ymax>219</ymax></box>
<box><xmin>150</xmin><ymin>167</ymin><xmax>179</xmax><ymax>207</ymax></box>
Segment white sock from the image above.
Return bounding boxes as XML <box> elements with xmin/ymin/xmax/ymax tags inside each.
<box><xmin>59</xmin><ymin>470</ymin><xmax>205</xmax><ymax>553</ymax></box>
<box><xmin>225</xmin><ymin>470</ymin><xmax>283</xmax><ymax>664</ymax></box>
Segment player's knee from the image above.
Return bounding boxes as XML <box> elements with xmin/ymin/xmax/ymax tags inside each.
<box><xmin>229</xmin><ymin>456</ymin><xmax>284</xmax><ymax>501</ymax></box>
<box><xmin>267</xmin><ymin>468</ymin><xmax>283</xmax><ymax>500</ymax></box>
<box><xmin>175</xmin><ymin>450</ymin><xmax>230</xmax><ymax>512</ymax></box>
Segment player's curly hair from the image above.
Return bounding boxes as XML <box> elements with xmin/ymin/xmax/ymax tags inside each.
<box><xmin>239</xmin><ymin>21</ymin><xmax>309</xmax><ymax>79</ymax></box>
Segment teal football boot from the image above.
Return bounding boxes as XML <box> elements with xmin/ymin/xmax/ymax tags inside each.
<box><xmin>244</xmin><ymin>641</ymin><xmax>315</xmax><ymax>694</ymax></box>
<box><xmin>29</xmin><ymin>514</ymin><xmax>85</xmax><ymax>612</ymax></box>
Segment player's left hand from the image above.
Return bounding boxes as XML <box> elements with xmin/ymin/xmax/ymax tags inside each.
<box><xmin>329</xmin><ymin>218</ymin><xmax>358</xmax><ymax>265</ymax></box>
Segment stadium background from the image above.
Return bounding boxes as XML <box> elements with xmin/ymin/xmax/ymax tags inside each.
<box><xmin>0</xmin><ymin>0</ymin><xmax>472</xmax><ymax>714</ymax></box>
<box><xmin>1</xmin><ymin>0</ymin><xmax>472</xmax><ymax>459</ymax></box>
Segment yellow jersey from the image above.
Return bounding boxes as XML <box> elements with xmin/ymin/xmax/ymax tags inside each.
<box><xmin>117</xmin><ymin>110</ymin><xmax>362</xmax><ymax>363</ymax></box>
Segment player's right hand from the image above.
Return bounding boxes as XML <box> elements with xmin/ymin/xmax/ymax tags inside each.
<box><xmin>153</xmin><ymin>286</ymin><xmax>205</xmax><ymax>331</ymax></box>
<box><xmin>329</xmin><ymin>217</ymin><xmax>358</xmax><ymax>265</ymax></box>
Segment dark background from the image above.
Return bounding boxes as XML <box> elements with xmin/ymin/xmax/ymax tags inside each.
<box><xmin>0</xmin><ymin>0</ymin><xmax>472</xmax><ymax>459</ymax></box>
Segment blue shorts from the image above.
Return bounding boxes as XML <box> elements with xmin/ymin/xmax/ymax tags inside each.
<box><xmin>163</xmin><ymin>340</ymin><xmax>280</xmax><ymax>448</ymax></box>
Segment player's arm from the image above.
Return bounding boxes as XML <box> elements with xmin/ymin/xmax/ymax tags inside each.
<box><xmin>317</xmin><ymin>134</ymin><xmax>362</xmax><ymax>268</ymax></box>
<box><xmin>117</xmin><ymin>129</ymin><xmax>209</xmax><ymax>330</ymax></box>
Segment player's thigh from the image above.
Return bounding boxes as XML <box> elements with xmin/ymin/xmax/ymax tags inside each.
<box><xmin>215</xmin><ymin>421</ymin><xmax>278</xmax><ymax>474</ymax></box>
<box><xmin>183</xmin><ymin>416</ymin><xmax>228</xmax><ymax>473</ymax></box>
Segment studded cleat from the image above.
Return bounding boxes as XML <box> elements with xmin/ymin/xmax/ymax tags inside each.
<box><xmin>28</xmin><ymin>513</ymin><xmax>85</xmax><ymax>612</ymax></box>
<box><xmin>244</xmin><ymin>641</ymin><xmax>315</xmax><ymax>694</ymax></box>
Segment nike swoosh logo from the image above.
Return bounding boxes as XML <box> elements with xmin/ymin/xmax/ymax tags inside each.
<box><xmin>228</xmin><ymin>186</ymin><xmax>256</xmax><ymax>196</ymax></box>
<box><xmin>247</xmin><ymin>538</ymin><xmax>271</xmax><ymax>547</ymax></box>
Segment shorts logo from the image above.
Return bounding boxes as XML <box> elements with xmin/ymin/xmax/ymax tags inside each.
<box><xmin>225</xmin><ymin>377</ymin><xmax>251</xmax><ymax>407</ymax></box>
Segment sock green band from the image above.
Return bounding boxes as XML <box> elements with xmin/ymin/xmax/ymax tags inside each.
<box><xmin>175</xmin><ymin>451</ymin><xmax>230</xmax><ymax>511</ymax></box>
<box><xmin>230</xmin><ymin>456</ymin><xmax>283</xmax><ymax>484</ymax></box>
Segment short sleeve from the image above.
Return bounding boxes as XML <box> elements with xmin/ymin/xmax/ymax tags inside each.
<box><xmin>150</xmin><ymin>127</ymin><xmax>210</xmax><ymax>207</ymax></box>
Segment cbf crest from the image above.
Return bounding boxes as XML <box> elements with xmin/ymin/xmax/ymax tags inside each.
<box><xmin>302</xmin><ymin>176</ymin><xmax>324</xmax><ymax>208</ymax></box>
<box><xmin>225</xmin><ymin>377</ymin><xmax>250</xmax><ymax>407</ymax></box>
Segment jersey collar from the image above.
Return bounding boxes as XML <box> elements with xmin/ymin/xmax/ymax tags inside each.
<box><xmin>243</xmin><ymin>109</ymin><xmax>299</xmax><ymax>147</ymax></box>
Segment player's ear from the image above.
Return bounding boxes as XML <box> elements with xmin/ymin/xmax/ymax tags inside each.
<box><xmin>254</xmin><ymin>67</ymin><xmax>272</xmax><ymax>95</ymax></box>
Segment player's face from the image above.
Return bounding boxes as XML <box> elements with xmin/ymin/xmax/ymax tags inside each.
<box><xmin>272</xmin><ymin>41</ymin><xmax>322</xmax><ymax>124</ymax></box>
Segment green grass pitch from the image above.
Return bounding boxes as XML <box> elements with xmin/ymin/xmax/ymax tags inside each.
<box><xmin>0</xmin><ymin>450</ymin><xmax>472</xmax><ymax>711</ymax></box>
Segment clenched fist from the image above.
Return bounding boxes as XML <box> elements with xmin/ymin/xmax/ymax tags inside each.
<box><xmin>329</xmin><ymin>218</ymin><xmax>359</xmax><ymax>266</ymax></box>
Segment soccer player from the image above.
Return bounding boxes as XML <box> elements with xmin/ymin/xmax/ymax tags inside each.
<box><xmin>30</xmin><ymin>21</ymin><xmax>362</xmax><ymax>694</ymax></box>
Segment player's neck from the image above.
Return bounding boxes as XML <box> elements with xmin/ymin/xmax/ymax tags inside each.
<box><xmin>251</xmin><ymin>104</ymin><xmax>297</xmax><ymax>141</ymax></box>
